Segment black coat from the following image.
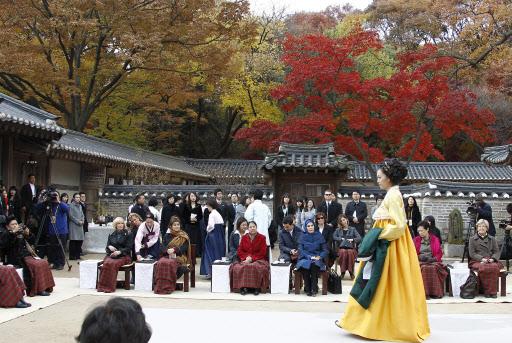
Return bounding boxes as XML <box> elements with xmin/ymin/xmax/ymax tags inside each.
<box><xmin>182</xmin><ymin>203</ymin><xmax>203</xmax><ymax>226</ymax></box>
<box><xmin>317</xmin><ymin>201</ymin><xmax>343</xmax><ymax>228</ymax></box>
<box><xmin>105</xmin><ymin>229</ymin><xmax>132</xmax><ymax>258</ymax></box>
<box><xmin>276</xmin><ymin>204</ymin><xmax>295</xmax><ymax>227</ymax></box>
<box><xmin>80</xmin><ymin>202</ymin><xmax>89</xmax><ymax>233</ymax></box>
<box><xmin>0</xmin><ymin>230</ymin><xmax>34</xmax><ymax>267</ymax></box>
<box><xmin>278</xmin><ymin>226</ymin><xmax>302</xmax><ymax>262</ymax></box>
<box><xmin>317</xmin><ymin>225</ymin><xmax>335</xmax><ymax>258</ymax></box>
<box><xmin>161</xmin><ymin>233</ymin><xmax>188</xmax><ymax>258</ymax></box>
<box><xmin>227</xmin><ymin>202</ymin><xmax>237</xmax><ymax>234</ymax></box>
<box><xmin>8</xmin><ymin>195</ymin><xmax>22</xmax><ymax>222</ymax></box>
<box><xmin>405</xmin><ymin>205</ymin><xmax>422</xmax><ymax>236</ymax></box>
<box><xmin>160</xmin><ymin>204</ymin><xmax>181</xmax><ymax>233</ymax></box>
<box><xmin>477</xmin><ymin>202</ymin><xmax>496</xmax><ymax>236</ymax></box>
<box><xmin>20</xmin><ymin>183</ymin><xmax>40</xmax><ymax>212</ymax></box>
<box><xmin>345</xmin><ymin>201</ymin><xmax>368</xmax><ymax>236</ymax></box>
<box><xmin>130</xmin><ymin>204</ymin><xmax>149</xmax><ymax>220</ymax></box>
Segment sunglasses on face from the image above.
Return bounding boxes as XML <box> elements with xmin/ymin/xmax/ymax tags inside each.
<box><xmin>317</xmin><ymin>217</ymin><xmax>324</xmax><ymax>220</ymax></box>
<box><xmin>324</xmin><ymin>193</ymin><xmax>332</xmax><ymax>196</ymax></box>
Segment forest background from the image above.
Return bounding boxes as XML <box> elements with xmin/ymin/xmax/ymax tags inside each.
<box><xmin>0</xmin><ymin>0</ymin><xmax>510</xmax><ymax>170</ymax></box>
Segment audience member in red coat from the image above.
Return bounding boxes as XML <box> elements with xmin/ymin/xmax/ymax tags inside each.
<box><xmin>413</xmin><ymin>221</ymin><xmax>447</xmax><ymax>299</ymax></box>
<box><xmin>229</xmin><ymin>221</ymin><xmax>269</xmax><ymax>295</ymax></box>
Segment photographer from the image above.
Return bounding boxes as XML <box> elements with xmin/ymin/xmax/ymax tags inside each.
<box><xmin>499</xmin><ymin>203</ymin><xmax>512</xmax><ymax>269</ymax></box>
<box><xmin>0</xmin><ymin>216</ymin><xmax>55</xmax><ymax>297</ymax></box>
<box><xmin>474</xmin><ymin>195</ymin><xmax>496</xmax><ymax>236</ymax></box>
<box><xmin>33</xmin><ymin>189</ymin><xmax>70</xmax><ymax>270</ymax></box>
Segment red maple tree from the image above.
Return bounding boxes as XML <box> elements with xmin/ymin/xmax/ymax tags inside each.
<box><xmin>235</xmin><ymin>30</ymin><xmax>496</xmax><ymax>180</ymax></box>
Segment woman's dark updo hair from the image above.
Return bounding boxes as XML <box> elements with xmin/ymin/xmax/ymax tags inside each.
<box><xmin>380</xmin><ymin>158</ymin><xmax>408</xmax><ymax>185</ymax></box>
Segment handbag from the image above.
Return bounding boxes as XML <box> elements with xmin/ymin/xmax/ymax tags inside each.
<box><xmin>328</xmin><ymin>261</ymin><xmax>342</xmax><ymax>294</ymax></box>
<box><xmin>459</xmin><ymin>271</ymin><xmax>478</xmax><ymax>299</ymax></box>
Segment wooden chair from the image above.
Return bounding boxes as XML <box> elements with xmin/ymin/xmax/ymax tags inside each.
<box><xmin>97</xmin><ymin>261</ymin><xmax>134</xmax><ymax>290</ymax></box>
<box><xmin>175</xmin><ymin>244</ymin><xmax>196</xmax><ymax>292</ymax></box>
<box><xmin>293</xmin><ymin>259</ymin><xmax>329</xmax><ymax>295</ymax></box>
<box><xmin>499</xmin><ymin>271</ymin><xmax>508</xmax><ymax>297</ymax></box>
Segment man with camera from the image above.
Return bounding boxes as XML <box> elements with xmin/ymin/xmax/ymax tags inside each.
<box><xmin>473</xmin><ymin>195</ymin><xmax>496</xmax><ymax>237</ymax></box>
<box><xmin>33</xmin><ymin>189</ymin><xmax>70</xmax><ymax>270</ymax></box>
<box><xmin>499</xmin><ymin>203</ymin><xmax>512</xmax><ymax>269</ymax></box>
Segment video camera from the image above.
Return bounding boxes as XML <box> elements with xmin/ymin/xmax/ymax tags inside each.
<box><xmin>466</xmin><ymin>200</ymin><xmax>479</xmax><ymax>218</ymax></box>
<box><xmin>499</xmin><ymin>203</ymin><xmax>512</xmax><ymax>229</ymax></box>
<box><xmin>39</xmin><ymin>187</ymin><xmax>59</xmax><ymax>204</ymax></box>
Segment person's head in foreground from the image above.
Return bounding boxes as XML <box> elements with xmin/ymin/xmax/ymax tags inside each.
<box><xmin>76</xmin><ymin>297</ymin><xmax>151</xmax><ymax>343</ymax></box>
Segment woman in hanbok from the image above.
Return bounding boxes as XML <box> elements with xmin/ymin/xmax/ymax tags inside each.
<box><xmin>200</xmin><ymin>199</ymin><xmax>225</xmax><ymax>278</ymax></box>
<box><xmin>337</xmin><ymin>158</ymin><xmax>430</xmax><ymax>342</ymax></box>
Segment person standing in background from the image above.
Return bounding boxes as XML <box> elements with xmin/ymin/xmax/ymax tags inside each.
<box><xmin>345</xmin><ymin>191</ymin><xmax>368</xmax><ymax>238</ymax></box>
<box><xmin>20</xmin><ymin>174</ymin><xmax>40</xmax><ymax>223</ymax></box>
<box><xmin>68</xmin><ymin>193</ymin><xmax>85</xmax><ymax>260</ymax></box>
<box><xmin>79</xmin><ymin>192</ymin><xmax>89</xmax><ymax>257</ymax></box>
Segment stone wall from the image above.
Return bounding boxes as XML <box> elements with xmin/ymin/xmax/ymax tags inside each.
<box><xmin>337</xmin><ymin>195</ymin><xmax>510</xmax><ymax>242</ymax></box>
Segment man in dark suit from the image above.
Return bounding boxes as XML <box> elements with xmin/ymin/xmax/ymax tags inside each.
<box><xmin>79</xmin><ymin>191</ymin><xmax>89</xmax><ymax>256</ymax></box>
<box><xmin>345</xmin><ymin>191</ymin><xmax>368</xmax><ymax>238</ymax></box>
<box><xmin>214</xmin><ymin>188</ymin><xmax>228</xmax><ymax>223</ymax></box>
<box><xmin>475</xmin><ymin>195</ymin><xmax>496</xmax><ymax>236</ymax></box>
<box><xmin>317</xmin><ymin>189</ymin><xmax>342</xmax><ymax>228</ymax></box>
<box><xmin>130</xmin><ymin>194</ymin><xmax>149</xmax><ymax>219</ymax></box>
<box><xmin>20</xmin><ymin>174</ymin><xmax>40</xmax><ymax>223</ymax></box>
<box><xmin>227</xmin><ymin>193</ymin><xmax>238</xmax><ymax>238</ymax></box>
<box><xmin>279</xmin><ymin>215</ymin><xmax>302</xmax><ymax>262</ymax></box>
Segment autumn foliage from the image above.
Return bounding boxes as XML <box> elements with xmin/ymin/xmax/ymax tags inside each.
<box><xmin>235</xmin><ymin>30</ymin><xmax>495</xmax><ymax>164</ymax></box>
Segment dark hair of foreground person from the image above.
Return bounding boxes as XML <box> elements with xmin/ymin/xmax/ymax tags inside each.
<box><xmin>76</xmin><ymin>297</ymin><xmax>152</xmax><ymax>343</ymax></box>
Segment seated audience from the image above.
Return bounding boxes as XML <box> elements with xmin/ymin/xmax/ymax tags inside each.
<box><xmin>97</xmin><ymin>217</ymin><xmax>132</xmax><ymax>293</ymax></box>
<box><xmin>227</xmin><ymin>217</ymin><xmax>248</xmax><ymax>262</ymax></box>
<box><xmin>333</xmin><ymin>214</ymin><xmax>361</xmax><ymax>279</ymax></box>
<box><xmin>154</xmin><ymin>216</ymin><xmax>190</xmax><ymax>294</ymax></box>
<box><xmin>315</xmin><ymin>212</ymin><xmax>335</xmax><ymax>262</ymax></box>
<box><xmin>229</xmin><ymin>221</ymin><xmax>269</xmax><ymax>295</ymax></box>
<box><xmin>0</xmin><ymin>264</ymin><xmax>31</xmax><ymax>308</ymax></box>
<box><xmin>278</xmin><ymin>215</ymin><xmax>302</xmax><ymax>263</ymax></box>
<box><xmin>134</xmin><ymin>212</ymin><xmax>161</xmax><ymax>261</ymax></box>
<box><xmin>469</xmin><ymin>219</ymin><xmax>503</xmax><ymax>298</ymax></box>
<box><xmin>296</xmin><ymin>219</ymin><xmax>328</xmax><ymax>296</ymax></box>
<box><xmin>76</xmin><ymin>297</ymin><xmax>151</xmax><ymax>343</ymax></box>
<box><xmin>413</xmin><ymin>221</ymin><xmax>447</xmax><ymax>299</ymax></box>
<box><xmin>423</xmin><ymin>215</ymin><xmax>443</xmax><ymax>243</ymax></box>
<box><xmin>0</xmin><ymin>216</ymin><xmax>54</xmax><ymax>297</ymax></box>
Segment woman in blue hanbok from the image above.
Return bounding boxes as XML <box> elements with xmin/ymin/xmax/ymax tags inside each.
<box><xmin>200</xmin><ymin>199</ymin><xmax>225</xmax><ymax>278</ymax></box>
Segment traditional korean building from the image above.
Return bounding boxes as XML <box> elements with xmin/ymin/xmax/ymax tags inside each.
<box><xmin>0</xmin><ymin>92</ymin><xmax>66</xmax><ymax>188</ymax></box>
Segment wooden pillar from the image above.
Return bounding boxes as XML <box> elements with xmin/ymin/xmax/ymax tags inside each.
<box><xmin>5</xmin><ymin>135</ymin><xmax>15</xmax><ymax>188</ymax></box>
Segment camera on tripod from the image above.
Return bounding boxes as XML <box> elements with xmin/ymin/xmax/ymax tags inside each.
<box><xmin>466</xmin><ymin>200</ymin><xmax>479</xmax><ymax>218</ymax></box>
<box><xmin>499</xmin><ymin>203</ymin><xmax>512</xmax><ymax>229</ymax></box>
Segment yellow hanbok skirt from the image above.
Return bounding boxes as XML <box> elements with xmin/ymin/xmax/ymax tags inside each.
<box><xmin>338</xmin><ymin>219</ymin><xmax>430</xmax><ymax>342</ymax></box>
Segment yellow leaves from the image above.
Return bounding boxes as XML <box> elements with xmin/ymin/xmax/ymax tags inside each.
<box><xmin>220</xmin><ymin>77</ymin><xmax>283</xmax><ymax>124</ymax></box>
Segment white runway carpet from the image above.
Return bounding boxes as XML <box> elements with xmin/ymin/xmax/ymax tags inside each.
<box><xmin>144</xmin><ymin>309</ymin><xmax>512</xmax><ymax>343</ymax></box>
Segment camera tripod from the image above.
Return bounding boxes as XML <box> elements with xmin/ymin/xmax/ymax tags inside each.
<box><xmin>461</xmin><ymin>215</ymin><xmax>476</xmax><ymax>263</ymax></box>
<box><xmin>34</xmin><ymin>203</ymin><xmax>72</xmax><ymax>271</ymax></box>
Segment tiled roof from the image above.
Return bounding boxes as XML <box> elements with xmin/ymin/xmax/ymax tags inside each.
<box><xmin>186</xmin><ymin>159</ymin><xmax>265</xmax><ymax>185</ymax></box>
<box><xmin>0</xmin><ymin>92</ymin><xmax>66</xmax><ymax>136</ymax></box>
<box><xmin>49</xmin><ymin>130</ymin><xmax>210</xmax><ymax>180</ymax></box>
<box><xmin>350</xmin><ymin>162</ymin><xmax>512</xmax><ymax>182</ymax></box>
<box><xmin>262</xmin><ymin>142</ymin><xmax>353</xmax><ymax>171</ymax></box>
<box><xmin>339</xmin><ymin>180</ymin><xmax>512</xmax><ymax>199</ymax></box>
<box><xmin>99</xmin><ymin>184</ymin><xmax>274</xmax><ymax>199</ymax></box>
<box><xmin>481</xmin><ymin>144</ymin><xmax>512</xmax><ymax>165</ymax></box>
